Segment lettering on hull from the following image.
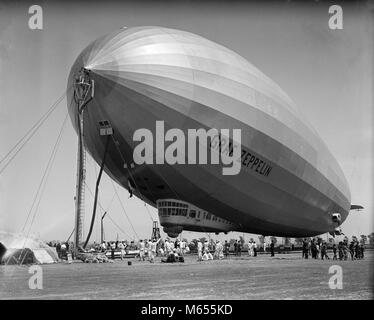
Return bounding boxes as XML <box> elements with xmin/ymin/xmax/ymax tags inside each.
<box><xmin>210</xmin><ymin>134</ymin><xmax>273</xmax><ymax>177</ymax></box>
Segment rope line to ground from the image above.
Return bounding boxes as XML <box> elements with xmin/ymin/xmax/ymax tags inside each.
<box><xmin>0</xmin><ymin>90</ymin><xmax>68</xmax><ymax>175</ymax></box>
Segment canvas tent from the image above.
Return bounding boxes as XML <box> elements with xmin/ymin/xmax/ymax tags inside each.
<box><xmin>0</xmin><ymin>232</ymin><xmax>59</xmax><ymax>265</ymax></box>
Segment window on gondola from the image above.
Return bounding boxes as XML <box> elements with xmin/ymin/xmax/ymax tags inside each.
<box><xmin>167</xmin><ymin>208</ymin><xmax>171</xmax><ymax>215</ymax></box>
<box><xmin>189</xmin><ymin>210</ymin><xmax>196</xmax><ymax>218</ymax></box>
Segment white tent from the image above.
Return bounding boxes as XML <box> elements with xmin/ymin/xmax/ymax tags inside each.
<box><xmin>0</xmin><ymin>231</ymin><xmax>59</xmax><ymax>265</ymax></box>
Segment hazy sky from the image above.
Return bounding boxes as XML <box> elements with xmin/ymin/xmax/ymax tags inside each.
<box><xmin>0</xmin><ymin>0</ymin><xmax>373</xmax><ymax>243</ymax></box>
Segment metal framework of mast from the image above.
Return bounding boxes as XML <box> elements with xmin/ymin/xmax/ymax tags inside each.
<box><xmin>73</xmin><ymin>68</ymin><xmax>94</xmax><ymax>249</ymax></box>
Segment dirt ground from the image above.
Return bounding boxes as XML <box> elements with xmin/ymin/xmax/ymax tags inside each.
<box><xmin>0</xmin><ymin>251</ymin><xmax>372</xmax><ymax>300</ymax></box>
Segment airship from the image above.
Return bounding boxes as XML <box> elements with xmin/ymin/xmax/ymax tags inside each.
<box><xmin>67</xmin><ymin>26</ymin><xmax>352</xmax><ymax>238</ymax></box>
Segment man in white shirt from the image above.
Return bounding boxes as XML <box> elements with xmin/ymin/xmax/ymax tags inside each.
<box><xmin>253</xmin><ymin>241</ymin><xmax>257</xmax><ymax>257</ymax></box>
<box><xmin>248</xmin><ymin>240</ymin><xmax>254</xmax><ymax>257</ymax></box>
<box><xmin>164</xmin><ymin>239</ymin><xmax>172</xmax><ymax>255</ymax></box>
<box><xmin>118</xmin><ymin>241</ymin><xmax>125</xmax><ymax>260</ymax></box>
<box><xmin>139</xmin><ymin>240</ymin><xmax>145</xmax><ymax>261</ymax></box>
<box><xmin>197</xmin><ymin>240</ymin><xmax>203</xmax><ymax>261</ymax></box>
<box><xmin>149</xmin><ymin>238</ymin><xmax>161</xmax><ymax>263</ymax></box>
<box><xmin>180</xmin><ymin>240</ymin><xmax>186</xmax><ymax>256</ymax></box>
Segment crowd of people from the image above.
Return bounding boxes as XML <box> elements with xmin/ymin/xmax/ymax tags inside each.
<box><xmin>48</xmin><ymin>235</ymin><xmax>366</xmax><ymax>263</ymax></box>
<box><xmin>48</xmin><ymin>241</ymin><xmax>75</xmax><ymax>260</ymax></box>
<box><xmin>301</xmin><ymin>237</ymin><xmax>365</xmax><ymax>260</ymax></box>
<box><xmin>98</xmin><ymin>237</ymin><xmax>267</xmax><ymax>262</ymax></box>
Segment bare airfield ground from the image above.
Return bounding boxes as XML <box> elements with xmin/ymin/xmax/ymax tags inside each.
<box><xmin>0</xmin><ymin>251</ymin><xmax>372</xmax><ymax>300</ymax></box>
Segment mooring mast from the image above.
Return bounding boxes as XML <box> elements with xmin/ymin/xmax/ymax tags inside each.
<box><xmin>73</xmin><ymin>68</ymin><xmax>94</xmax><ymax>249</ymax></box>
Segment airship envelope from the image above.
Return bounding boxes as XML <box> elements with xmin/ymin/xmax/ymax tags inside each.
<box><xmin>67</xmin><ymin>26</ymin><xmax>351</xmax><ymax>237</ymax></box>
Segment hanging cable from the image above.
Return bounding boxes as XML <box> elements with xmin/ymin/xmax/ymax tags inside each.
<box><xmin>84</xmin><ymin>181</ymin><xmax>132</xmax><ymax>239</ymax></box>
<box><xmin>90</xmin><ymin>155</ymin><xmax>116</xmax><ymax>214</ymax></box>
<box><xmin>106</xmin><ymin>213</ymin><xmax>132</xmax><ymax>239</ymax></box>
<box><xmin>66</xmin><ymin>228</ymin><xmax>75</xmax><ymax>243</ymax></box>
<box><xmin>109</xmin><ymin>135</ymin><xmax>158</xmax><ymax>222</ymax></box>
<box><xmin>0</xmin><ymin>90</ymin><xmax>68</xmax><ymax>175</ymax></box>
<box><xmin>110</xmin><ymin>180</ymin><xmax>140</xmax><ymax>240</ymax></box>
<box><xmin>110</xmin><ymin>134</ymin><xmax>183</xmax><ymax>204</ymax></box>
<box><xmin>19</xmin><ymin>112</ymin><xmax>68</xmax><ymax>265</ymax></box>
<box><xmin>21</xmin><ymin>112</ymin><xmax>69</xmax><ymax>235</ymax></box>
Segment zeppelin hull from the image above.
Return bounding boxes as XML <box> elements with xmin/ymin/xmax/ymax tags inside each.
<box><xmin>67</xmin><ymin>27</ymin><xmax>351</xmax><ymax>237</ymax></box>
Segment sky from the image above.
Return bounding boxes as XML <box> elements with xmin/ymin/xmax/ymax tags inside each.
<box><xmin>0</xmin><ymin>0</ymin><xmax>373</xmax><ymax>244</ymax></box>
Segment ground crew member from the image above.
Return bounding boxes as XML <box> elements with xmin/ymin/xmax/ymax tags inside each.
<box><xmin>149</xmin><ymin>238</ymin><xmax>161</xmax><ymax>263</ymax></box>
<box><xmin>302</xmin><ymin>239</ymin><xmax>308</xmax><ymax>259</ymax></box>
<box><xmin>60</xmin><ymin>242</ymin><xmax>67</xmax><ymax>260</ymax></box>
<box><xmin>110</xmin><ymin>241</ymin><xmax>116</xmax><ymax>260</ymax></box>
<box><xmin>332</xmin><ymin>243</ymin><xmax>337</xmax><ymax>260</ymax></box>
<box><xmin>118</xmin><ymin>241</ymin><xmax>125</xmax><ymax>260</ymax></box>
<box><xmin>270</xmin><ymin>240</ymin><xmax>275</xmax><ymax>257</ymax></box>
<box><xmin>253</xmin><ymin>241</ymin><xmax>257</xmax><ymax>257</ymax></box>
<box><xmin>321</xmin><ymin>241</ymin><xmax>329</xmax><ymax>260</ymax></box>
<box><xmin>234</xmin><ymin>240</ymin><xmax>238</xmax><ymax>256</ymax></box>
<box><xmin>248</xmin><ymin>240</ymin><xmax>254</xmax><ymax>257</ymax></box>
<box><xmin>349</xmin><ymin>241</ymin><xmax>355</xmax><ymax>260</ymax></box>
<box><xmin>237</xmin><ymin>240</ymin><xmax>242</xmax><ymax>256</ymax></box>
<box><xmin>197</xmin><ymin>240</ymin><xmax>203</xmax><ymax>261</ymax></box>
<box><xmin>139</xmin><ymin>239</ymin><xmax>145</xmax><ymax>261</ymax></box>
<box><xmin>224</xmin><ymin>240</ymin><xmax>230</xmax><ymax>258</ymax></box>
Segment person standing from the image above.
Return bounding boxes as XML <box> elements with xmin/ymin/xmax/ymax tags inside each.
<box><xmin>237</xmin><ymin>240</ymin><xmax>242</xmax><ymax>257</ymax></box>
<box><xmin>180</xmin><ymin>239</ymin><xmax>186</xmax><ymax>256</ymax></box>
<box><xmin>217</xmin><ymin>241</ymin><xmax>224</xmax><ymax>259</ymax></box>
<box><xmin>233</xmin><ymin>240</ymin><xmax>238</xmax><ymax>256</ymax></box>
<box><xmin>349</xmin><ymin>241</ymin><xmax>355</xmax><ymax>260</ymax></box>
<box><xmin>203</xmin><ymin>240</ymin><xmax>210</xmax><ymax>255</ymax></box>
<box><xmin>149</xmin><ymin>238</ymin><xmax>161</xmax><ymax>263</ymax></box>
<box><xmin>332</xmin><ymin>243</ymin><xmax>337</xmax><ymax>260</ymax></box>
<box><xmin>144</xmin><ymin>240</ymin><xmax>151</xmax><ymax>261</ymax></box>
<box><xmin>302</xmin><ymin>239</ymin><xmax>308</xmax><ymax>259</ymax></box>
<box><xmin>197</xmin><ymin>240</ymin><xmax>203</xmax><ymax>261</ymax></box>
<box><xmin>60</xmin><ymin>242</ymin><xmax>67</xmax><ymax>260</ymax></box>
<box><xmin>316</xmin><ymin>241</ymin><xmax>321</xmax><ymax>259</ymax></box>
<box><xmin>359</xmin><ymin>242</ymin><xmax>364</xmax><ymax>259</ymax></box>
<box><xmin>321</xmin><ymin>241</ymin><xmax>329</xmax><ymax>260</ymax></box>
<box><xmin>110</xmin><ymin>241</ymin><xmax>116</xmax><ymax>260</ymax></box>
<box><xmin>139</xmin><ymin>240</ymin><xmax>145</xmax><ymax>261</ymax></box>
<box><xmin>248</xmin><ymin>240</ymin><xmax>253</xmax><ymax>257</ymax></box>
<box><xmin>118</xmin><ymin>241</ymin><xmax>125</xmax><ymax>260</ymax></box>
<box><xmin>224</xmin><ymin>240</ymin><xmax>230</xmax><ymax>258</ymax></box>
<box><xmin>165</xmin><ymin>239</ymin><xmax>173</xmax><ymax>256</ymax></box>
<box><xmin>338</xmin><ymin>242</ymin><xmax>343</xmax><ymax>260</ymax></box>
<box><xmin>270</xmin><ymin>240</ymin><xmax>275</xmax><ymax>257</ymax></box>
<box><xmin>253</xmin><ymin>241</ymin><xmax>257</xmax><ymax>257</ymax></box>
<box><xmin>310</xmin><ymin>239</ymin><xmax>316</xmax><ymax>259</ymax></box>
